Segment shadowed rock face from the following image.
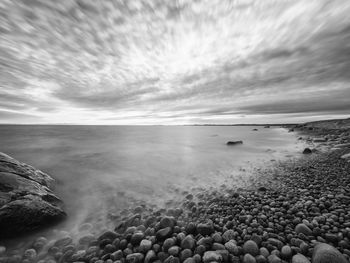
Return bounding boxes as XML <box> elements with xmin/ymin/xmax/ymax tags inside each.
<box><xmin>0</xmin><ymin>152</ymin><xmax>66</xmax><ymax>237</ymax></box>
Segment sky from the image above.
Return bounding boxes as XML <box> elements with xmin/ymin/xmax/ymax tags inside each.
<box><xmin>0</xmin><ymin>0</ymin><xmax>350</xmax><ymax>125</ymax></box>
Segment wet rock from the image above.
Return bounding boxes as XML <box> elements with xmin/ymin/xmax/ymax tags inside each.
<box><xmin>0</xmin><ymin>153</ymin><xmax>66</xmax><ymax>237</ymax></box>
<box><xmin>312</xmin><ymin>243</ymin><xmax>347</xmax><ymax>263</ymax></box>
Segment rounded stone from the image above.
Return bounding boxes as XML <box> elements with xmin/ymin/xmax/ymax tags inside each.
<box><xmin>181</xmin><ymin>235</ymin><xmax>196</xmax><ymax>250</ymax></box>
<box><xmin>163</xmin><ymin>238</ymin><xmax>176</xmax><ymax>252</ymax></box>
<box><xmin>196</xmin><ymin>223</ymin><xmax>214</xmax><ymax>236</ymax></box>
<box><xmin>126</xmin><ymin>253</ymin><xmax>144</xmax><ymax>263</ymax></box>
<box><xmin>23</xmin><ymin>249</ymin><xmax>37</xmax><ymax>261</ymax></box>
<box><xmin>160</xmin><ymin>217</ymin><xmax>176</xmax><ymax>229</ymax></box>
<box><xmin>168</xmin><ymin>246</ymin><xmax>181</xmax><ymax>256</ymax></box>
<box><xmin>139</xmin><ymin>239</ymin><xmax>152</xmax><ymax>252</ymax></box>
<box><xmin>243</xmin><ymin>240</ymin><xmax>259</xmax><ymax>256</ymax></box>
<box><xmin>243</xmin><ymin>253</ymin><xmax>257</xmax><ymax>263</ymax></box>
<box><xmin>312</xmin><ymin>243</ymin><xmax>348</xmax><ymax>263</ymax></box>
<box><xmin>295</xmin><ymin>224</ymin><xmax>312</xmax><ymax>236</ymax></box>
<box><xmin>292</xmin><ymin>253</ymin><xmax>311</xmax><ymax>263</ymax></box>
<box><xmin>156</xmin><ymin>227</ymin><xmax>172</xmax><ymax>241</ymax></box>
<box><xmin>203</xmin><ymin>251</ymin><xmax>222</xmax><ymax>263</ymax></box>
<box><xmin>130</xmin><ymin>232</ymin><xmax>145</xmax><ymax>245</ymax></box>
<box><xmin>281</xmin><ymin>245</ymin><xmax>292</xmax><ymax>259</ymax></box>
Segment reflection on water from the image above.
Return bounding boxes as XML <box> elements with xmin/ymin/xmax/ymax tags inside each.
<box><xmin>0</xmin><ymin>125</ymin><xmax>304</xmax><ymax>235</ymax></box>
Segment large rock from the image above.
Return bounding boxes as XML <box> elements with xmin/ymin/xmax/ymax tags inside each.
<box><xmin>0</xmin><ymin>152</ymin><xmax>66</xmax><ymax>237</ymax></box>
<box><xmin>312</xmin><ymin>243</ymin><xmax>347</xmax><ymax>263</ymax></box>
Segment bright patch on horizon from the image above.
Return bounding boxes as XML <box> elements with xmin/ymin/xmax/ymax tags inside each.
<box><xmin>0</xmin><ymin>0</ymin><xmax>350</xmax><ymax>124</ymax></box>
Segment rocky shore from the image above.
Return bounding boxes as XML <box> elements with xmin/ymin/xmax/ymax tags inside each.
<box><xmin>0</xmin><ymin>152</ymin><xmax>66</xmax><ymax>237</ymax></box>
<box><xmin>0</xmin><ymin>119</ymin><xmax>349</xmax><ymax>263</ymax></box>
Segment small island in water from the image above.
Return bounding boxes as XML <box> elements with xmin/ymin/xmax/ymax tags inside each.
<box><xmin>0</xmin><ymin>118</ymin><xmax>349</xmax><ymax>263</ymax></box>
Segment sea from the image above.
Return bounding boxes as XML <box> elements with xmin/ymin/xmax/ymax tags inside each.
<box><xmin>0</xmin><ymin>125</ymin><xmax>306</xmax><ymax>242</ymax></box>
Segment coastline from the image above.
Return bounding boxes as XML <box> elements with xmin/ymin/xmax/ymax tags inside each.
<box><xmin>0</xmin><ymin>123</ymin><xmax>349</xmax><ymax>263</ymax></box>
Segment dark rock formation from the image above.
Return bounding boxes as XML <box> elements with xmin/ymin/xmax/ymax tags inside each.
<box><xmin>0</xmin><ymin>152</ymin><xmax>66</xmax><ymax>237</ymax></box>
<box><xmin>302</xmin><ymin>148</ymin><xmax>312</xmax><ymax>154</ymax></box>
<box><xmin>226</xmin><ymin>141</ymin><xmax>243</xmax><ymax>146</ymax></box>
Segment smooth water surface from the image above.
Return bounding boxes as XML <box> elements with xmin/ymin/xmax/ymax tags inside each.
<box><xmin>0</xmin><ymin>125</ymin><xmax>304</xmax><ymax>233</ymax></box>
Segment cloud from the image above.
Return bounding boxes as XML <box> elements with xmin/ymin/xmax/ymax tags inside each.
<box><xmin>0</xmin><ymin>0</ymin><xmax>350</xmax><ymax>124</ymax></box>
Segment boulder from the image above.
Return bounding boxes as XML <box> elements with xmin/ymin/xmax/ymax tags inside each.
<box><xmin>226</xmin><ymin>141</ymin><xmax>243</xmax><ymax>146</ymax></box>
<box><xmin>312</xmin><ymin>243</ymin><xmax>347</xmax><ymax>263</ymax></box>
<box><xmin>0</xmin><ymin>152</ymin><xmax>66</xmax><ymax>237</ymax></box>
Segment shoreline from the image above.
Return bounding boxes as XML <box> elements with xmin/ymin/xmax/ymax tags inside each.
<box><xmin>0</xmin><ymin>124</ymin><xmax>349</xmax><ymax>263</ymax></box>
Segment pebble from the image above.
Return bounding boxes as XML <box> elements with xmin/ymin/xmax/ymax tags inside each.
<box><xmin>281</xmin><ymin>245</ymin><xmax>292</xmax><ymax>259</ymax></box>
<box><xmin>243</xmin><ymin>253</ymin><xmax>257</xmax><ymax>263</ymax></box>
<box><xmin>196</xmin><ymin>223</ymin><xmax>214</xmax><ymax>236</ymax></box>
<box><xmin>0</xmin><ymin>246</ymin><xmax>6</xmax><ymax>255</ymax></box>
<box><xmin>23</xmin><ymin>249</ymin><xmax>36</xmax><ymax>261</ymax></box>
<box><xmin>295</xmin><ymin>224</ymin><xmax>313</xmax><ymax>236</ymax></box>
<box><xmin>145</xmin><ymin>250</ymin><xmax>157</xmax><ymax>263</ymax></box>
<box><xmin>222</xmin><ymin>230</ymin><xmax>235</xmax><ymax>242</ymax></box>
<box><xmin>168</xmin><ymin>246</ymin><xmax>181</xmax><ymax>256</ymax></box>
<box><xmin>156</xmin><ymin>227</ymin><xmax>172</xmax><ymax>241</ymax></box>
<box><xmin>126</xmin><ymin>253</ymin><xmax>144</xmax><ymax>263</ymax></box>
<box><xmin>160</xmin><ymin>217</ymin><xmax>176</xmax><ymax>229</ymax></box>
<box><xmin>243</xmin><ymin>240</ymin><xmax>259</xmax><ymax>256</ymax></box>
<box><xmin>139</xmin><ymin>239</ymin><xmax>152</xmax><ymax>252</ymax></box>
<box><xmin>292</xmin><ymin>253</ymin><xmax>311</xmax><ymax>263</ymax></box>
<box><xmin>267</xmin><ymin>254</ymin><xmax>282</xmax><ymax>263</ymax></box>
<box><xmin>130</xmin><ymin>232</ymin><xmax>145</xmax><ymax>245</ymax></box>
<box><xmin>203</xmin><ymin>251</ymin><xmax>222</xmax><ymax>263</ymax></box>
<box><xmin>181</xmin><ymin>235</ymin><xmax>196</xmax><ymax>250</ymax></box>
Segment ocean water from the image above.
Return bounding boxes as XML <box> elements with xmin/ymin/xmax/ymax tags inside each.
<box><xmin>0</xmin><ymin>125</ymin><xmax>305</xmax><ymax>236</ymax></box>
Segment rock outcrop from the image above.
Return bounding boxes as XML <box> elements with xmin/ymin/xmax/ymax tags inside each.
<box><xmin>0</xmin><ymin>152</ymin><xmax>66</xmax><ymax>237</ymax></box>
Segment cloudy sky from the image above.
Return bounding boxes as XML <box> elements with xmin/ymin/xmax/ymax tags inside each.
<box><xmin>1</xmin><ymin>0</ymin><xmax>349</xmax><ymax>124</ymax></box>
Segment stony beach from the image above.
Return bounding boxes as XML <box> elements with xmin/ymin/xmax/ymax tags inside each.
<box><xmin>1</xmin><ymin>120</ymin><xmax>349</xmax><ymax>263</ymax></box>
